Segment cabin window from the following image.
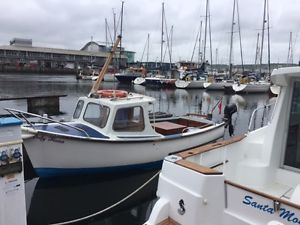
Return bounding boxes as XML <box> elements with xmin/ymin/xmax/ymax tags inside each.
<box><xmin>73</xmin><ymin>100</ymin><xmax>84</xmax><ymax>119</ymax></box>
<box><xmin>113</xmin><ymin>106</ymin><xmax>145</xmax><ymax>132</ymax></box>
<box><xmin>83</xmin><ymin>103</ymin><xmax>110</xmax><ymax>128</ymax></box>
<box><xmin>284</xmin><ymin>82</ymin><xmax>300</xmax><ymax>169</ymax></box>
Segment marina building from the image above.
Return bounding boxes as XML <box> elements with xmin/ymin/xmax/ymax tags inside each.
<box><xmin>0</xmin><ymin>38</ymin><xmax>135</xmax><ymax>74</ymax></box>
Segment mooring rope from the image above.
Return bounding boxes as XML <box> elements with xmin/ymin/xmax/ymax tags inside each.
<box><xmin>49</xmin><ymin>170</ymin><xmax>161</xmax><ymax>225</ymax></box>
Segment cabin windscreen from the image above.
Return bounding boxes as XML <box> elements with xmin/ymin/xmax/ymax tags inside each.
<box><xmin>73</xmin><ymin>100</ymin><xmax>84</xmax><ymax>119</ymax></box>
<box><xmin>284</xmin><ymin>81</ymin><xmax>300</xmax><ymax>170</ymax></box>
<box><xmin>83</xmin><ymin>103</ymin><xmax>110</xmax><ymax>128</ymax></box>
<box><xmin>113</xmin><ymin>106</ymin><xmax>145</xmax><ymax>132</ymax></box>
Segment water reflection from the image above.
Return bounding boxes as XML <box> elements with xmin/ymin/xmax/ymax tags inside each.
<box><xmin>27</xmin><ymin>170</ymin><xmax>158</xmax><ymax>225</ymax></box>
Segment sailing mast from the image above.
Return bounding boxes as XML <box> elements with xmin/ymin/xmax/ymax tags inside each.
<box><xmin>267</xmin><ymin>0</ymin><xmax>271</xmax><ymax>75</ymax></box>
<box><xmin>119</xmin><ymin>1</ymin><xmax>124</xmax><ymax>70</ymax></box>
<box><xmin>287</xmin><ymin>32</ymin><xmax>293</xmax><ymax>65</ymax></box>
<box><xmin>169</xmin><ymin>25</ymin><xmax>173</xmax><ymax>71</ymax></box>
<box><xmin>236</xmin><ymin>0</ymin><xmax>244</xmax><ymax>73</ymax></box>
<box><xmin>259</xmin><ymin>0</ymin><xmax>267</xmax><ymax>75</ymax></box>
<box><xmin>147</xmin><ymin>33</ymin><xmax>150</xmax><ymax>69</ymax></box>
<box><xmin>160</xmin><ymin>2</ymin><xmax>165</xmax><ymax>70</ymax></box>
<box><xmin>254</xmin><ymin>33</ymin><xmax>260</xmax><ymax>70</ymax></box>
<box><xmin>203</xmin><ymin>0</ymin><xmax>209</xmax><ymax>64</ymax></box>
<box><xmin>208</xmin><ymin>0</ymin><xmax>213</xmax><ymax>74</ymax></box>
<box><xmin>229</xmin><ymin>0</ymin><xmax>236</xmax><ymax>79</ymax></box>
<box><xmin>198</xmin><ymin>20</ymin><xmax>203</xmax><ymax>67</ymax></box>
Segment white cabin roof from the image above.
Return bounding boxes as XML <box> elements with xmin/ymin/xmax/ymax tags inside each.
<box><xmin>271</xmin><ymin>66</ymin><xmax>300</xmax><ymax>86</ymax></box>
<box><xmin>86</xmin><ymin>92</ymin><xmax>156</xmax><ymax>106</ymax></box>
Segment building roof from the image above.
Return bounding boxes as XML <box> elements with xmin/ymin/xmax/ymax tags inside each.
<box><xmin>0</xmin><ymin>45</ymin><xmax>126</xmax><ymax>58</ymax></box>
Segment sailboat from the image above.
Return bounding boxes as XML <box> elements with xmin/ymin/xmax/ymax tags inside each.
<box><xmin>141</xmin><ymin>3</ymin><xmax>176</xmax><ymax>88</ymax></box>
<box><xmin>175</xmin><ymin>0</ymin><xmax>211</xmax><ymax>89</ymax></box>
<box><xmin>232</xmin><ymin>0</ymin><xmax>271</xmax><ymax>93</ymax></box>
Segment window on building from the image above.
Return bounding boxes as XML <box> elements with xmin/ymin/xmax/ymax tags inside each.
<box><xmin>284</xmin><ymin>82</ymin><xmax>300</xmax><ymax>169</ymax></box>
<box><xmin>113</xmin><ymin>107</ymin><xmax>144</xmax><ymax>132</ymax></box>
<box><xmin>83</xmin><ymin>103</ymin><xmax>110</xmax><ymax>128</ymax></box>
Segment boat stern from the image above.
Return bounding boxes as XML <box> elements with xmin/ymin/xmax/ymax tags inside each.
<box><xmin>145</xmin><ymin>155</ymin><xmax>225</xmax><ymax>225</ymax></box>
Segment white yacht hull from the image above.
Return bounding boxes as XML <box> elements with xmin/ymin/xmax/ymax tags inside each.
<box><xmin>203</xmin><ymin>82</ymin><xmax>233</xmax><ymax>90</ymax></box>
<box><xmin>175</xmin><ymin>80</ymin><xmax>205</xmax><ymax>89</ymax></box>
<box><xmin>232</xmin><ymin>82</ymin><xmax>270</xmax><ymax>93</ymax></box>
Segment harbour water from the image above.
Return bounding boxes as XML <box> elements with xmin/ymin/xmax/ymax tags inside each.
<box><xmin>0</xmin><ymin>74</ymin><xmax>276</xmax><ymax>224</ymax></box>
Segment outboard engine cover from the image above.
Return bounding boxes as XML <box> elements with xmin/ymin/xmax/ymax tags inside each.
<box><xmin>223</xmin><ymin>103</ymin><xmax>237</xmax><ymax>136</ymax></box>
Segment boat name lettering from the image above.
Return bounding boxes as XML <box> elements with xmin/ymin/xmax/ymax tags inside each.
<box><xmin>243</xmin><ymin>195</ymin><xmax>300</xmax><ymax>224</ymax></box>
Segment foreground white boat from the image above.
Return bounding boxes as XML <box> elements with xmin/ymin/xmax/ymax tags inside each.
<box><xmin>145</xmin><ymin>67</ymin><xmax>300</xmax><ymax>225</ymax></box>
<box><xmin>7</xmin><ymin>91</ymin><xmax>224</xmax><ymax>177</ymax></box>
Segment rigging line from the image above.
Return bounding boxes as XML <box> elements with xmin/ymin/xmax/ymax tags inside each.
<box><xmin>140</xmin><ymin>35</ymin><xmax>149</xmax><ymax>62</ymax></box>
<box><xmin>50</xmin><ymin>170</ymin><xmax>161</xmax><ymax>225</ymax></box>
<box><xmin>163</xmin><ymin>9</ymin><xmax>172</xmax><ymax>66</ymax></box>
<box><xmin>106</xmin><ymin>19</ymin><xmax>114</xmax><ymax>45</ymax></box>
<box><xmin>191</xmin><ymin>28</ymin><xmax>201</xmax><ymax>63</ymax></box>
<box><xmin>163</xmin><ymin>26</ymin><xmax>172</xmax><ymax>64</ymax></box>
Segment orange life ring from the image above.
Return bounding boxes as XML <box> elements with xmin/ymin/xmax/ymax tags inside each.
<box><xmin>97</xmin><ymin>90</ymin><xmax>128</xmax><ymax>98</ymax></box>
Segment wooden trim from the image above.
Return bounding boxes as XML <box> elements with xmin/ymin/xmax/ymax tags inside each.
<box><xmin>225</xmin><ymin>180</ymin><xmax>300</xmax><ymax>210</ymax></box>
<box><xmin>176</xmin><ymin>135</ymin><xmax>245</xmax><ymax>159</ymax></box>
<box><xmin>155</xmin><ymin>217</ymin><xmax>181</xmax><ymax>225</ymax></box>
<box><xmin>176</xmin><ymin>159</ymin><xmax>222</xmax><ymax>175</ymax></box>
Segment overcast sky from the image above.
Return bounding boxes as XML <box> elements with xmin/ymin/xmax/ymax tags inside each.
<box><xmin>0</xmin><ymin>0</ymin><xmax>299</xmax><ymax>65</ymax></box>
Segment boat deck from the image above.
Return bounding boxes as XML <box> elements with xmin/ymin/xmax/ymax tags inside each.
<box><xmin>32</xmin><ymin>123</ymin><xmax>109</xmax><ymax>139</ymax></box>
<box><xmin>155</xmin><ymin>217</ymin><xmax>180</xmax><ymax>225</ymax></box>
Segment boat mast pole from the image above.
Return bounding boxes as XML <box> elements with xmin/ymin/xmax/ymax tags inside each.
<box><xmin>170</xmin><ymin>25</ymin><xmax>173</xmax><ymax>71</ymax></box>
<box><xmin>208</xmin><ymin>0</ymin><xmax>213</xmax><ymax>74</ymax></box>
<box><xmin>147</xmin><ymin>33</ymin><xmax>150</xmax><ymax>70</ymax></box>
<box><xmin>160</xmin><ymin>2</ymin><xmax>164</xmax><ymax>71</ymax></box>
<box><xmin>236</xmin><ymin>0</ymin><xmax>244</xmax><ymax>73</ymax></box>
<box><xmin>198</xmin><ymin>20</ymin><xmax>203</xmax><ymax>67</ymax></box>
<box><xmin>105</xmin><ymin>18</ymin><xmax>108</xmax><ymax>48</ymax></box>
<box><xmin>119</xmin><ymin>1</ymin><xmax>124</xmax><ymax>70</ymax></box>
<box><xmin>267</xmin><ymin>0</ymin><xmax>271</xmax><ymax>75</ymax></box>
<box><xmin>203</xmin><ymin>0</ymin><xmax>209</xmax><ymax>64</ymax></box>
<box><xmin>113</xmin><ymin>9</ymin><xmax>116</xmax><ymax>42</ymax></box>
<box><xmin>229</xmin><ymin>0</ymin><xmax>236</xmax><ymax>79</ymax></box>
<box><xmin>90</xmin><ymin>36</ymin><xmax>121</xmax><ymax>96</ymax></box>
<box><xmin>260</xmin><ymin>0</ymin><xmax>267</xmax><ymax>75</ymax></box>
<box><xmin>254</xmin><ymin>32</ymin><xmax>260</xmax><ymax>71</ymax></box>
<box><xmin>287</xmin><ymin>32</ymin><xmax>293</xmax><ymax>65</ymax></box>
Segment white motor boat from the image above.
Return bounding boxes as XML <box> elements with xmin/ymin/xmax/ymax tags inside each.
<box><xmin>6</xmin><ymin>90</ymin><xmax>225</xmax><ymax>177</ymax></box>
<box><xmin>145</xmin><ymin>67</ymin><xmax>300</xmax><ymax>225</ymax></box>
